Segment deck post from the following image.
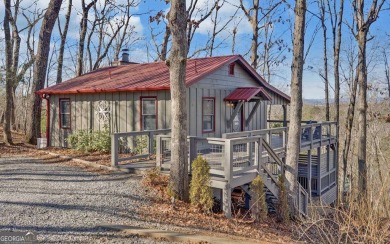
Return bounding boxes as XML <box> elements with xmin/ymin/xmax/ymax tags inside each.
<box><xmin>223</xmin><ymin>139</ymin><xmax>233</xmax><ymax>218</ymax></box>
<box><xmin>317</xmin><ymin>147</ymin><xmax>321</xmax><ymax>200</ymax></box>
<box><xmin>224</xmin><ymin>139</ymin><xmax>233</xmax><ymax>182</ymax></box>
<box><xmin>254</xmin><ymin>138</ymin><xmax>260</xmax><ymax>169</ymax></box>
<box><xmin>223</xmin><ymin>184</ymin><xmax>232</xmax><ymax>218</ymax></box>
<box><xmin>188</xmin><ymin>136</ymin><xmax>198</xmax><ymax>174</ymax></box>
<box><xmin>148</xmin><ymin>131</ymin><xmax>154</xmax><ymax>157</ymax></box>
<box><xmin>282</xmin><ymin>105</ymin><xmax>287</xmax><ymax>127</ymax></box>
<box><xmin>307</xmin><ymin>149</ymin><xmax>312</xmax><ymax>202</ymax></box>
<box><xmin>155</xmin><ymin>135</ymin><xmax>162</xmax><ymax>168</ymax></box>
<box><xmin>111</xmin><ymin>134</ymin><xmax>118</xmax><ymax>167</ymax></box>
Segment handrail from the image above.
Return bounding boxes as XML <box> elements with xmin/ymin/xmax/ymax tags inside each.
<box><xmin>112</xmin><ymin>129</ymin><xmax>171</xmax><ymax>137</ymax></box>
<box><xmin>111</xmin><ymin>129</ymin><xmax>171</xmax><ymax>166</ymax></box>
<box><xmin>296</xmin><ymin>181</ymin><xmax>309</xmax><ymax>216</ymax></box>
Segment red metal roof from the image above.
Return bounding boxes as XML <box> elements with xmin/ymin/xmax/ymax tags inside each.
<box><xmin>36</xmin><ymin>55</ymin><xmax>290</xmax><ymax>102</ymax></box>
<box><xmin>224</xmin><ymin>87</ymin><xmax>272</xmax><ymax>102</ymax></box>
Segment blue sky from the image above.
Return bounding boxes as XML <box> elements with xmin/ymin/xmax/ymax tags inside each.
<box><xmin>0</xmin><ymin>0</ymin><xmax>389</xmax><ymax>99</ymax></box>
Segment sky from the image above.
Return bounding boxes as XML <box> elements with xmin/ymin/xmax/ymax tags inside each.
<box><xmin>0</xmin><ymin>0</ymin><xmax>389</xmax><ymax>99</ymax></box>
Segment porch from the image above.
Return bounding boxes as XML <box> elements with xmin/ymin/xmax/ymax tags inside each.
<box><xmin>110</xmin><ymin>121</ymin><xmax>338</xmax><ymax>218</ymax></box>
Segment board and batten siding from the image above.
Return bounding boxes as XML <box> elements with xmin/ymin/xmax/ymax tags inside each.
<box><xmin>48</xmin><ymin>91</ymin><xmax>171</xmax><ymax>147</ymax></box>
<box><xmin>48</xmin><ymin>61</ymin><xmax>289</xmax><ymax>147</ymax></box>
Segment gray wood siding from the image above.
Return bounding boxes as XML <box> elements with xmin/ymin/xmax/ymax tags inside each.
<box><xmin>194</xmin><ymin>63</ymin><xmax>288</xmax><ymax>105</ymax></box>
<box><xmin>49</xmin><ymin>91</ymin><xmax>171</xmax><ymax>147</ymax></box>
<box><xmin>48</xmin><ymin>62</ymin><xmax>288</xmax><ymax>146</ymax></box>
<box><xmin>321</xmin><ymin>185</ymin><xmax>337</xmax><ymax>205</ymax></box>
<box><xmin>320</xmin><ymin>151</ymin><xmax>334</xmax><ymax>176</ymax></box>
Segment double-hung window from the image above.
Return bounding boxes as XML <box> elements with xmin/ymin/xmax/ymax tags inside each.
<box><xmin>141</xmin><ymin>97</ymin><xmax>157</xmax><ymax>130</ymax></box>
<box><xmin>202</xmin><ymin>97</ymin><xmax>215</xmax><ymax>133</ymax></box>
<box><xmin>59</xmin><ymin>99</ymin><xmax>71</xmax><ymax>129</ymax></box>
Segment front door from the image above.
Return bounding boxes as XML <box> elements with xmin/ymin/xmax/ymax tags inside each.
<box><xmin>232</xmin><ymin>107</ymin><xmax>243</xmax><ymax>132</ymax></box>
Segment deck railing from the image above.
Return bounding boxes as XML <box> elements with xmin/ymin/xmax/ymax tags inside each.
<box><xmin>111</xmin><ymin>129</ymin><xmax>171</xmax><ymax>166</ymax></box>
<box><xmin>156</xmin><ymin>135</ymin><xmax>262</xmax><ymax>181</ymax></box>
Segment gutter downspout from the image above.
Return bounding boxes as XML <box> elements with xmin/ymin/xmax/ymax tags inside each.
<box><xmin>42</xmin><ymin>94</ymin><xmax>50</xmax><ymax>147</ymax></box>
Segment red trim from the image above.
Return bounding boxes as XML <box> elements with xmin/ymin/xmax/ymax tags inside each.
<box><xmin>202</xmin><ymin>97</ymin><xmax>216</xmax><ymax>134</ymax></box>
<box><xmin>234</xmin><ymin>56</ymin><xmax>291</xmax><ymax>102</ymax></box>
<box><xmin>185</xmin><ymin>55</ymin><xmax>238</xmax><ymax>87</ymax></box>
<box><xmin>45</xmin><ymin>97</ymin><xmax>50</xmax><ymax>146</ymax></box>
<box><xmin>224</xmin><ymin>87</ymin><xmax>272</xmax><ymax>102</ymax></box>
<box><xmin>228</xmin><ymin>63</ymin><xmax>235</xmax><ymax>76</ymax></box>
<box><xmin>140</xmin><ymin>96</ymin><xmax>158</xmax><ymax>130</ymax></box>
<box><xmin>36</xmin><ymin>55</ymin><xmax>290</xmax><ymax>102</ymax></box>
<box><xmin>59</xmin><ymin>98</ymin><xmax>71</xmax><ymax>129</ymax></box>
<box><xmin>36</xmin><ymin>86</ymin><xmax>170</xmax><ymax>95</ymax></box>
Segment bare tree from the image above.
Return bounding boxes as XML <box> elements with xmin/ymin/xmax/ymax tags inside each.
<box><xmin>56</xmin><ymin>0</ymin><xmax>72</xmax><ymax>84</ymax></box>
<box><xmin>26</xmin><ymin>0</ymin><xmax>63</xmax><ymax>144</ymax></box>
<box><xmin>285</xmin><ymin>0</ymin><xmax>306</xmax><ymax>215</ymax></box>
<box><xmin>239</xmin><ymin>0</ymin><xmax>283</xmax><ymax>69</ymax></box>
<box><xmin>3</xmin><ymin>0</ymin><xmax>14</xmax><ymax>144</ymax></box>
<box><xmin>76</xmin><ymin>0</ymin><xmax>98</xmax><ymax>76</ymax></box>
<box><xmin>327</xmin><ymin>0</ymin><xmax>344</xmax><ymax>200</ymax></box>
<box><xmin>340</xmin><ymin>39</ymin><xmax>358</xmax><ymax>200</ymax></box>
<box><xmin>318</xmin><ymin>0</ymin><xmax>329</xmax><ymax>121</ymax></box>
<box><xmin>4</xmin><ymin>0</ymin><xmax>42</xmax><ymax>131</ymax></box>
<box><xmin>208</xmin><ymin>1</ymin><xmax>239</xmax><ymax>57</ymax></box>
<box><xmin>353</xmin><ymin>0</ymin><xmax>386</xmax><ymax>200</ymax></box>
<box><xmin>383</xmin><ymin>48</ymin><xmax>390</xmax><ymax>105</ymax></box>
<box><xmin>167</xmin><ymin>0</ymin><xmax>188</xmax><ymax>201</ymax></box>
<box><xmin>112</xmin><ymin>0</ymin><xmax>140</xmax><ymax>61</ymax></box>
<box><xmin>150</xmin><ymin>0</ymin><xmax>217</xmax><ymax>61</ymax></box>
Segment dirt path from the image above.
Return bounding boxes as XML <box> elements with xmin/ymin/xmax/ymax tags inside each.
<box><xmin>0</xmin><ymin>155</ymin><xmax>172</xmax><ymax>243</ymax></box>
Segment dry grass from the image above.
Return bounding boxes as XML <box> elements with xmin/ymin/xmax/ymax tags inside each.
<box><xmin>140</xmin><ymin>169</ymin><xmax>296</xmax><ymax>243</ymax></box>
<box><xmin>0</xmin><ymin>127</ymin><xmax>112</xmax><ymax>174</ymax></box>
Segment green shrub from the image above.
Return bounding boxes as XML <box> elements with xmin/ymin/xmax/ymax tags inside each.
<box><xmin>271</xmin><ymin>122</ymin><xmax>283</xmax><ymax>128</ymax></box>
<box><xmin>68</xmin><ymin>128</ymin><xmax>110</xmax><ymax>153</ymax></box>
<box><xmin>134</xmin><ymin>135</ymin><xmax>148</xmax><ymax>155</ymax></box>
<box><xmin>189</xmin><ymin>156</ymin><xmax>213</xmax><ymax>212</ymax></box>
<box><xmin>251</xmin><ymin>175</ymin><xmax>268</xmax><ymax>221</ymax></box>
<box><xmin>277</xmin><ymin>175</ymin><xmax>290</xmax><ymax>223</ymax></box>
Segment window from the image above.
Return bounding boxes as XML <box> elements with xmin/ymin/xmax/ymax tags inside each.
<box><xmin>228</xmin><ymin>63</ymin><xmax>235</xmax><ymax>76</ymax></box>
<box><xmin>141</xmin><ymin>97</ymin><xmax>157</xmax><ymax>130</ymax></box>
<box><xmin>202</xmin><ymin>97</ymin><xmax>215</xmax><ymax>133</ymax></box>
<box><xmin>59</xmin><ymin>99</ymin><xmax>71</xmax><ymax>129</ymax></box>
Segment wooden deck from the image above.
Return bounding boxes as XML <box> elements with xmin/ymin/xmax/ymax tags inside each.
<box><xmin>111</xmin><ymin>121</ymin><xmax>338</xmax><ymax>217</ymax></box>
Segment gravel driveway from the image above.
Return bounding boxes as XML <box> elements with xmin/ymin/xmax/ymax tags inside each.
<box><xmin>0</xmin><ymin>155</ymin><xmax>170</xmax><ymax>243</ymax></box>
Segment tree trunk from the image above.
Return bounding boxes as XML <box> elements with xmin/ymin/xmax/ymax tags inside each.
<box><xmin>168</xmin><ymin>0</ymin><xmax>189</xmax><ymax>201</ymax></box>
<box><xmin>285</xmin><ymin>0</ymin><xmax>306</xmax><ymax>211</ymax></box>
<box><xmin>356</xmin><ymin>28</ymin><xmax>368</xmax><ymax>200</ymax></box>
<box><xmin>26</xmin><ymin>0</ymin><xmax>63</xmax><ymax>144</ymax></box>
<box><xmin>342</xmin><ymin>75</ymin><xmax>357</xmax><ymax>198</ymax></box>
<box><xmin>76</xmin><ymin>0</ymin><xmax>97</xmax><ymax>76</ymax></box>
<box><xmin>384</xmin><ymin>50</ymin><xmax>390</xmax><ymax>106</ymax></box>
<box><xmin>332</xmin><ymin>0</ymin><xmax>344</xmax><ymax>203</ymax></box>
<box><xmin>160</xmin><ymin>25</ymin><xmax>171</xmax><ymax>61</ymax></box>
<box><xmin>319</xmin><ymin>0</ymin><xmax>329</xmax><ymax>121</ymax></box>
<box><xmin>56</xmin><ymin>0</ymin><xmax>72</xmax><ymax>84</ymax></box>
<box><xmin>3</xmin><ymin>0</ymin><xmax>14</xmax><ymax>144</ymax></box>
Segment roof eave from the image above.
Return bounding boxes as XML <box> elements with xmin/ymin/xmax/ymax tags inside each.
<box><xmin>36</xmin><ymin>86</ymin><xmax>171</xmax><ymax>95</ymax></box>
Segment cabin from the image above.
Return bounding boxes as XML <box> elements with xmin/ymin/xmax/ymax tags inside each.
<box><xmin>37</xmin><ymin>54</ymin><xmax>338</xmax><ymax>218</ymax></box>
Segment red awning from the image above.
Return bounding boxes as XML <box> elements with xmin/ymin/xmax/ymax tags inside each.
<box><xmin>224</xmin><ymin>87</ymin><xmax>272</xmax><ymax>102</ymax></box>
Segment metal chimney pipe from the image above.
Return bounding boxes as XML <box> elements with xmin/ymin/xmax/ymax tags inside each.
<box><xmin>121</xmin><ymin>48</ymin><xmax>129</xmax><ymax>62</ymax></box>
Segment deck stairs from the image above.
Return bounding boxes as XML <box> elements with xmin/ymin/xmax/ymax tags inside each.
<box><xmin>254</xmin><ymin>139</ymin><xmax>309</xmax><ymax>216</ymax></box>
